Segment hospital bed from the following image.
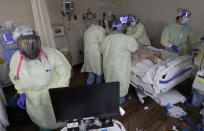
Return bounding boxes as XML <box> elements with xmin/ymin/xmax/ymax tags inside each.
<box><xmin>0</xmin><ymin>88</ymin><xmax>9</xmax><ymax>130</ymax></box>
<box><xmin>130</xmin><ymin>47</ymin><xmax>193</xmax><ymax>104</ymax></box>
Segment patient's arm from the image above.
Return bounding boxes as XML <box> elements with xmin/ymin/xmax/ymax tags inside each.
<box><xmin>146</xmin><ymin>56</ymin><xmax>158</xmax><ymax>64</ymax></box>
<box><xmin>154</xmin><ymin>53</ymin><xmax>166</xmax><ymax>61</ymax></box>
<box><xmin>131</xmin><ymin>46</ymin><xmax>166</xmax><ymax>65</ymax></box>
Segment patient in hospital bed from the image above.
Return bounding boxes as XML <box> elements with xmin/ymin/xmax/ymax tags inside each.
<box><xmin>131</xmin><ymin>46</ymin><xmax>166</xmax><ymax>65</ymax></box>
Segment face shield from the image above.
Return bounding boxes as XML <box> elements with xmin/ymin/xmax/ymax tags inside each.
<box><xmin>177</xmin><ymin>8</ymin><xmax>192</xmax><ymax>25</ymax></box>
<box><xmin>112</xmin><ymin>20</ymin><xmax>123</xmax><ymax>33</ymax></box>
<box><xmin>17</xmin><ymin>30</ymin><xmax>41</xmax><ymax>60</ymax></box>
<box><xmin>177</xmin><ymin>8</ymin><xmax>192</xmax><ymax>18</ymax></box>
<box><xmin>181</xmin><ymin>12</ymin><xmax>192</xmax><ymax>17</ymax></box>
<box><xmin>128</xmin><ymin>15</ymin><xmax>137</xmax><ymax>21</ymax></box>
<box><xmin>128</xmin><ymin>15</ymin><xmax>139</xmax><ymax>26</ymax></box>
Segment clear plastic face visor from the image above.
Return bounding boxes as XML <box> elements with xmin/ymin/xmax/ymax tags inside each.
<box><xmin>181</xmin><ymin>12</ymin><xmax>192</xmax><ymax>18</ymax></box>
<box><xmin>128</xmin><ymin>16</ymin><xmax>137</xmax><ymax>21</ymax></box>
<box><xmin>17</xmin><ymin>35</ymin><xmax>41</xmax><ymax>59</ymax></box>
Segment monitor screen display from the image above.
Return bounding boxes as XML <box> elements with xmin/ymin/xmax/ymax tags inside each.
<box><xmin>120</xmin><ymin>16</ymin><xmax>128</xmax><ymax>24</ymax></box>
<box><xmin>1</xmin><ymin>33</ymin><xmax>16</xmax><ymax>45</ymax></box>
<box><xmin>112</xmin><ymin>24</ymin><xmax>123</xmax><ymax>31</ymax></box>
<box><xmin>49</xmin><ymin>82</ymin><xmax>120</xmax><ymax>122</ymax></box>
<box><xmin>64</xmin><ymin>2</ymin><xmax>74</xmax><ymax>13</ymax></box>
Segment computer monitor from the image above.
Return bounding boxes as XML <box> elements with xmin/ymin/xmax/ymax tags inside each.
<box><xmin>112</xmin><ymin>23</ymin><xmax>123</xmax><ymax>31</ymax></box>
<box><xmin>49</xmin><ymin>82</ymin><xmax>120</xmax><ymax>123</ymax></box>
<box><xmin>64</xmin><ymin>2</ymin><xmax>74</xmax><ymax>13</ymax></box>
<box><xmin>0</xmin><ymin>29</ymin><xmax>18</xmax><ymax>63</ymax></box>
<box><xmin>0</xmin><ymin>29</ymin><xmax>17</xmax><ymax>49</ymax></box>
<box><xmin>2</xmin><ymin>33</ymin><xmax>15</xmax><ymax>45</ymax></box>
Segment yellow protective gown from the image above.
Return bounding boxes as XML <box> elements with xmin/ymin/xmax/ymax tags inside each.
<box><xmin>194</xmin><ymin>42</ymin><xmax>204</xmax><ymax>95</ymax></box>
<box><xmin>161</xmin><ymin>23</ymin><xmax>194</xmax><ymax>56</ymax></box>
<box><xmin>9</xmin><ymin>47</ymin><xmax>71</xmax><ymax>129</ymax></box>
<box><xmin>101</xmin><ymin>34</ymin><xmax>138</xmax><ymax>97</ymax></box>
<box><xmin>195</xmin><ymin>42</ymin><xmax>204</xmax><ymax>70</ymax></box>
<box><xmin>126</xmin><ymin>22</ymin><xmax>151</xmax><ymax>46</ymax></box>
<box><xmin>81</xmin><ymin>24</ymin><xmax>105</xmax><ymax>75</ymax></box>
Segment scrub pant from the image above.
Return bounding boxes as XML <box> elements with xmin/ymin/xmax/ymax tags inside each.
<box><xmin>192</xmin><ymin>90</ymin><xmax>204</xmax><ymax>107</ymax></box>
<box><xmin>86</xmin><ymin>72</ymin><xmax>103</xmax><ymax>86</ymax></box>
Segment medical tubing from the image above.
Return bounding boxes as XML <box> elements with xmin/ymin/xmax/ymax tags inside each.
<box><xmin>181</xmin><ymin>116</ymin><xmax>200</xmax><ymax>130</ymax></box>
<box><xmin>200</xmin><ymin>41</ymin><xmax>204</xmax><ymax>70</ymax></box>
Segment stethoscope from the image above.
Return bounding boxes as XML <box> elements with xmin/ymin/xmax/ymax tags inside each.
<box><xmin>14</xmin><ymin>49</ymin><xmax>48</xmax><ymax>81</ymax></box>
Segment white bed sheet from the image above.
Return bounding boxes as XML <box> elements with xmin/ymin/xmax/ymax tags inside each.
<box><xmin>131</xmin><ymin>49</ymin><xmax>190</xmax><ymax>85</ymax></box>
<box><xmin>0</xmin><ymin>88</ymin><xmax>9</xmax><ymax>129</ymax></box>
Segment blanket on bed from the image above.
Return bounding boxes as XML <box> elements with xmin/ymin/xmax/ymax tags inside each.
<box><xmin>131</xmin><ymin>46</ymin><xmax>166</xmax><ymax>65</ymax></box>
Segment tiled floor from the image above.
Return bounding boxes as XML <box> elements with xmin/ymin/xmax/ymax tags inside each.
<box><xmin>5</xmin><ymin>65</ymin><xmax>201</xmax><ymax>131</ymax></box>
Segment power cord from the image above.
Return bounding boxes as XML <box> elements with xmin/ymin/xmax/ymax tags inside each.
<box><xmin>200</xmin><ymin>51</ymin><xmax>204</xmax><ymax>70</ymax></box>
<box><xmin>113</xmin><ymin>119</ymin><xmax>127</xmax><ymax>131</ymax></box>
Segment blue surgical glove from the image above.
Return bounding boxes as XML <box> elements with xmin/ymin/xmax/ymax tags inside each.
<box><xmin>171</xmin><ymin>45</ymin><xmax>179</xmax><ymax>53</ymax></box>
<box><xmin>201</xmin><ymin>37</ymin><xmax>204</xmax><ymax>41</ymax></box>
<box><xmin>192</xmin><ymin>57</ymin><xmax>195</xmax><ymax>63</ymax></box>
<box><xmin>17</xmin><ymin>93</ymin><xmax>26</xmax><ymax>110</ymax></box>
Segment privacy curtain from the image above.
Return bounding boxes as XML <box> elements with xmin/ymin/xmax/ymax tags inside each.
<box><xmin>30</xmin><ymin>0</ymin><xmax>56</xmax><ymax>48</ymax></box>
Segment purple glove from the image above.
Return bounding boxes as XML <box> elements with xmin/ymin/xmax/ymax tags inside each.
<box><xmin>201</xmin><ymin>37</ymin><xmax>204</xmax><ymax>41</ymax></box>
<box><xmin>192</xmin><ymin>57</ymin><xmax>195</xmax><ymax>63</ymax></box>
<box><xmin>17</xmin><ymin>93</ymin><xmax>26</xmax><ymax>110</ymax></box>
<box><xmin>171</xmin><ymin>45</ymin><xmax>179</xmax><ymax>53</ymax></box>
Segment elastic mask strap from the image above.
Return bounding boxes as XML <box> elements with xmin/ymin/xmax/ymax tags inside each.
<box><xmin>37</xmin><ymin>49</ymin><xmax>48</xmax><ymax>61</ymax></box>
<box><xmin>20</xmin><ymin>52</ymin><xmax>29</xmax><ymax>61</ymax></box>
<box><xmin>16</xmin><ymin>52</ymin><xmax>29</xmax><ymax>79</ymax></box>
<box><xmin>41</xmin><ymin>50</ymin><xmax>48</xmax><ymax>58</ymax></box>
<box><xmin>16</xmin><ymin>56</ymin><xmax>22</xmax><ymax>78</ymax></box>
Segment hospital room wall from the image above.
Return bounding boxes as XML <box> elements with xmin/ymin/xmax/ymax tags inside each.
<box><xmin>46</xmin><ymin>0</ymin><xmax>70</xmax><ymax>51</ymax></box>
<box><xmin>120</xmin><ymin>0</ymin><xmax>204</xmax><ymax>48</ymax></box>
<box><xmin>0</xmin><ymin>0</ymin><xmax>35</xmax><ymax>57</ymax></box>
<box><xmin>46</xmin><ymin>0</ymin><xmax>121</xmax><ymax>65</ymax></box>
